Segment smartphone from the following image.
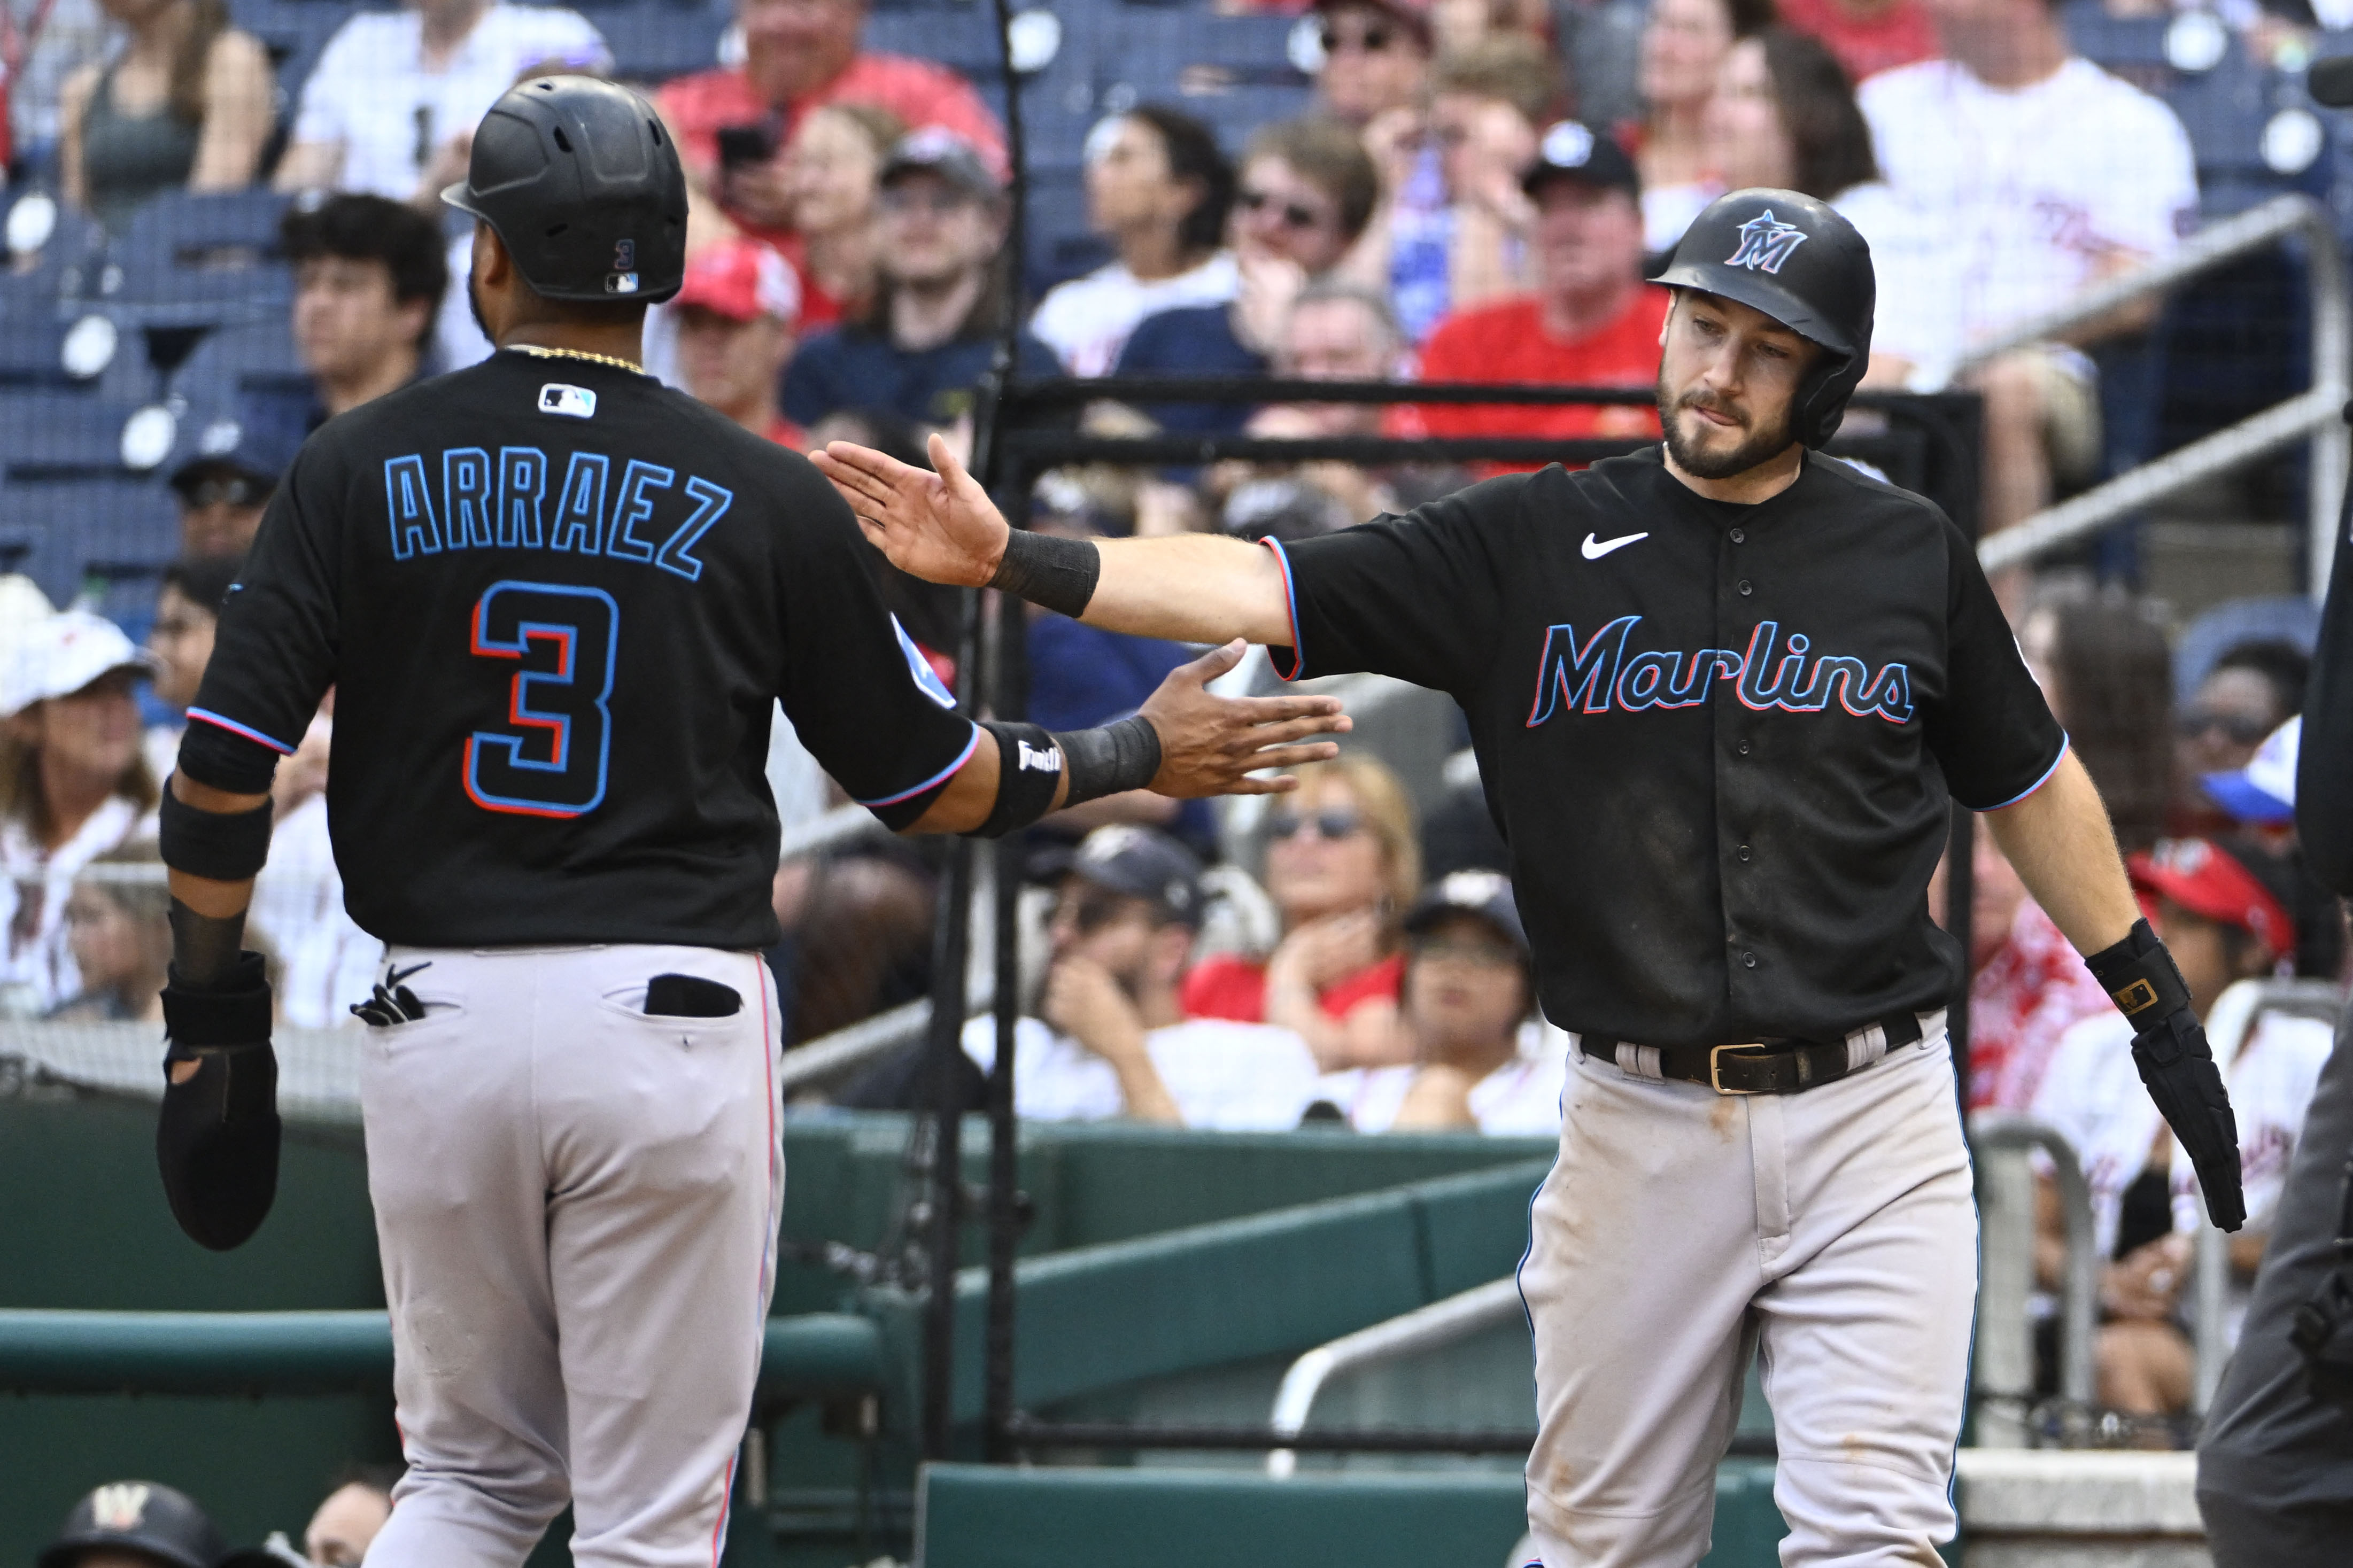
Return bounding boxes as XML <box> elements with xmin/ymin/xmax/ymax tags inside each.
<box><xmin>716</xmin><ymin>122</ymin><xmax>778</xmax><ymax>172</ymax></box>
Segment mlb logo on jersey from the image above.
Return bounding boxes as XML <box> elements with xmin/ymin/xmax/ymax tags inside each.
<box><xmin>1725</xmin><ymin>210</ymin><xmax>1809</xmax><ymax>275</ymax></box>
<box><xmin>539</xmin><ymin>384</ymin><xmax>597</xmax><ymax>419</ymax></box>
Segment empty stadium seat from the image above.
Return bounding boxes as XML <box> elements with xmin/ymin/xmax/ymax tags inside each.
<box><xmin>168</xmin><ymin>317</ymin><xmax>312</xmax><ymax>410</ymax></box>
<box><xmin>598</xmin><ymin>1</ymin><xmax>731</xmax><ymax>83</ymax></box>
<box><xmin>100</xmin><ymin>189</ymin><xmax>294</xmax><ymax>327</ymax></box>
<box><xmin>0</xmin><ymin>394</ymin><xmax>172</xmax><ymax>486</ymax></box>
<box><xmin>0</xmin><ymin>479</ymin><xmax>179</xmax><ymax>609</ymax></box>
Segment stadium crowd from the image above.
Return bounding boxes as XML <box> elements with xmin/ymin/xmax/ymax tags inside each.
<box><xmin>1</xmin><ymin>0</ymin><xmax>2349</xmax><ymax>1464</ymax></box>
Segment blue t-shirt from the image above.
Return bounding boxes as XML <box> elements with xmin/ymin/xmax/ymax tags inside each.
<box><xmin>1027</xmin><ymin>612</ymin><xmax>1217</xmax><ymax>853</ymax></box>
<box><xmin>783</xmin><ymin>325</ymin><xmax>1061</xmax><ymax>429</ymax></box>
<box><xmin>1111</xmin><ymin>305</ymin><xmax>1267</xmax><ymax>435</ymax></box>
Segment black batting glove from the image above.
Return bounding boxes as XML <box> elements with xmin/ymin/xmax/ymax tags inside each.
<box><xmin>2086</xmin><ymin>919</ymin><xmax>2246</xmax><ymax>1232</ymax></box>
<box><xmin>156</xmin><ymin>952</ymin><xmax>280</xmax><ymax>1251</ymax></box>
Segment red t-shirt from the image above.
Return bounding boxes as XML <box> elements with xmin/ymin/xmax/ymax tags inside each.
<box><xmin>1399</xmin><ymin>287</ymin><xmax>1671</xmax><ymax>475</ymax></box>
<box><xmin>1180</xmin><ymin>951</ymin><xmax>1405</xmax><ymax>1024</ymax></box>
<box><xmin>658</xmin><ymin>53</ymin><xmax>1008</xmax><ymax>249</ymax></box>
<box><xmin>1774</xmin><ymin>0</ymin><xmax>1939</xmax><ymax>85</ymax></box>
<box><xmin>765</xmin><ymin>414</ymin><xmax>809</xmax><ymax>452</ymax></box>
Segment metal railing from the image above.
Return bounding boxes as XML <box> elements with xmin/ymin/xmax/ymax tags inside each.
<box><xmin>1968</xmin><ymin>195</ymin><xmax>2350</xmax><ymax>594</ymax></box>
<box><xmin>1263</xmin><ymin>1276</ymin><xmax>1526</xmax><ymax>1479</ymax></box>
<box><xmin>1968</xmin><ymin>1114</ymin><xmax>2099</xmax><ymax>1446</ymax></box>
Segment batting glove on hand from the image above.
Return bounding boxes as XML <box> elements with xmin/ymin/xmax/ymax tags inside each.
<box><xmin>2129</xmin><ymin>1010</ymin><xmax>2246</xmax><ymax>1233</ymax></box>
<box><xmin>156</xmin><ymin>952</ymin><xmax>279</xmax><ymax>1251</ymax></box>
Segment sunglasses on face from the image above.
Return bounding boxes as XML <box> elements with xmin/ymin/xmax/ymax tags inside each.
<box><xmin>1239</xmin><ymin>188</ymin><xmax>1326</xmax><ymax>230</ymax></box>
<box><xmin>2177</xmin><ymin>708</ymin><xmax>2273</xmax><ymax>747</ymax></box>
<box><xmin>1410</xmin><ymin>935</ymin><xmax>1521</xmax><ymax>969</ymax></box>
<box><xmin>1267</xmin><ymin>809</ymin><xmax>1364</xmax><ymax>842</ymax></box>
<box><xmin>180</xmin><ymin>476</ymin><xmax>266</xmax><ymax>509</ymax></box>
<box><xmin>1320</xmin><ymin>22</ymin><xmax>1395</xmax><ymax>52</ymax></box>
<box><xmin>1058</xmin><ymin>887</ymin><xmax>1140</xmax><ymax>935</ymax></box>
<box><xmin>878</xmin><ymin>186</ymin><xmax>974</xmax><ymax>217</ymax></box>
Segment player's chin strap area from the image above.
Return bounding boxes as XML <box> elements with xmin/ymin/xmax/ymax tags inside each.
<box><xmin>2085</xmin><ymin>917</ymin><xmax>2248</xmax><ymax>1233</ymax></box>
<box><xmin>2290</xmin><ymin>1153</ymin><xmax>2353</xmax><ymax>1407</ymax></box>
<box><xmin>972</xmin><ymin>717</ymin><xmax>1160</xmax><ymax>839</ymax></box>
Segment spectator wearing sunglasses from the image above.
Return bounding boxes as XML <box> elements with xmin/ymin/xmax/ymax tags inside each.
<box><xmin>142</xmin><ymin>553</ymin><xmax>242</xmax><ymax>789</ymax></box>
<box><xmin>962</xmin><ymin>826</ymin><xmax>1325</xmax><ymax>1127</ymax></box>
<box><xmin>1312</xmin><ymin>870</ymin><xmax>1565</xmax><ymax>1134</ymax></box>
<box><xmin>1181</xmin><ymin>754</ymin><xmax>1421</xmax><ymax>1070</ymax></box>
<box><xmin>1030</xmin><ymin>106</ymin><xmax>1237</xmax><ymax>378</ymax></box>
<box><xmin>1314</xmin><ymin>0</ymin><xmax>1436</xmax><ymax>128</ymax></box>
<box><xmin>162</xmin><ymin>396</ymin><xmax>300</xmax><ymax>561</ymax></box>
<box><xmin>2178</xmin><ymin>639</ymin><xmax>2308</xmax><ymax>824</ymax></box>
<box><xmin>1113</xmin><ymin>118</ymin><xmax>1381</xmax><ymax>435</ymax></box>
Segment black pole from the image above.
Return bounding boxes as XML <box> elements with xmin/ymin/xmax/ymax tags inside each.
<box><xmin>918</xmin><ymin>756</ymin><xmax>976</xmax><ymax>1461</ymax></box>
<box><xmin>974</xmin><ymin>0</ymin><xmax>1032</xmax><ymax>1466</ymax></box>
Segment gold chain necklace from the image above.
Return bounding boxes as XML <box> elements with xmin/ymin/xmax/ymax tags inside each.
<box><xmin>511</xmin><ymin>344</ymin><xmax>646</xmax><ymax>375</ymax></box>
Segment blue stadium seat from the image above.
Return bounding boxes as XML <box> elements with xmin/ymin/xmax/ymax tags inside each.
<box><xmin>227</xmin><ymin>0</ymin><xmax>354</xmax><ymax>108</ymax></box>
<box><xmin>100</xmin><ymin>189</ymin><xmax>293</xmax><ymax>327</ymax></box>
<box><xmin>1021</xmin><ymin>162</ymin><xmax>1112</xmax><ymax>295</ymax></box>
<box><xmin>0</xmin><ymin>394</ymin><xmax>170</xmax><ymax>485</ymax></box>
<box><xmin>0</xmin><ymin>479</ymin><xmax>179</xmax><ymax>609</ymax></box>
<box><xmin>598</xmin><ymin>1</ymin><xmax>731</xmax><ymax>82</ymax></box>
<box><xmin>168</xmin><ymin>317</ymin><xmax>312</xmax><ymax>410</ymax></box>
<box><xmin>0</xmin><ymin>304</ymin><xmax>159</xmax><ymax>404</ymax></box>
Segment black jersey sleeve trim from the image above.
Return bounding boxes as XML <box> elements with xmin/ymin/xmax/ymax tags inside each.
<box><xmin>1970</xmin><ymin>733</ymin><xmax>2071</xmax><ymax>813</ymax></box>
<box><xmin>852</xmin><ymin>722</ymin><xmax>982</xmax><ymax>810</ymax></box>
<box><xmin>1258</xmin><ymin>535</ymin><xmax>1306</xmax><ymax>682</ymax></box>
<box><xmin>185</xmin><ymin>708</ymin><xmax>298</xmax><ymax>755</ymax></box>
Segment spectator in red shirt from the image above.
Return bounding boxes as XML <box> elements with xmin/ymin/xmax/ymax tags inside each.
<box><xmin>672</xmin><ymin>237</ymin><xmax>807</xmax><ymax>450</ymax></box>
<box><xmin>1775</xmin><ymin>0</ymin><xmax>1937</xmax><ymax>86</ymax></box>
<box><xmin>1181</xmin><ymin>754</ymin><xmax>1421</xmax><ymax>1070</ymax></box>
<box><xmin>1933</xmin><ymin>827</ymin><xmax>2111</xmax><ymax>1112</ymax></box>
<box><xmin>656</xmin><ymin>0</ymin><xmax>1004</xmax><ymax>250</ymax></box>
<box><xmin>1406</xmin><ymin>121</ymin><xmax>1667</xmax><ymax>473</ymax></box>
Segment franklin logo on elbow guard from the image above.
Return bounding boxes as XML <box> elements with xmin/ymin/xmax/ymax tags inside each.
<box><xmin>1017</xmin><ymin>739</ymin><xmax>1064</xmax><ymax>773</ymax></box>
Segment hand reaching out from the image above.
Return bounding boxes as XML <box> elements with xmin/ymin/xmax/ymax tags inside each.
<box><xmin>1137</xmin><ymin>641</ymin><xmax>1350</xmax><ymax>798</ymax></box>
<box><xmin>812</xmin><ymin>432</ymin><xmax>1010</xmax><ymax>588</ymax></box>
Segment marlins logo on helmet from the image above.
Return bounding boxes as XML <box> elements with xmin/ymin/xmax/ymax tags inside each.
<box><xmin>1726</xmin><ymin>209</ymin><xmax>1810</xmax><ymax>275</ymax></box>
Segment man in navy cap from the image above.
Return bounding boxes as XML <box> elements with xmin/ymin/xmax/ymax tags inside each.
<box><xmin>961</xmin><ymin>825</ymin><xmax>1325</xmax><ymax>1128</ymax></box>
<box><xmin>38</xmin><ymin>1479</ymin><xmax>284</xmax><ymax>1568</ymax></box>
<box><xmin>163</xmin><ymin>399</ymin><xmax>304</xmax><ymax>562</ymax></box>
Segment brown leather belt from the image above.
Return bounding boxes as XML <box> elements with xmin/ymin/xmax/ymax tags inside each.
<box><xmin>1576</xmin><ymin>1010</ymin><xmax>1927</xmax><ymax>1095</ymax></box>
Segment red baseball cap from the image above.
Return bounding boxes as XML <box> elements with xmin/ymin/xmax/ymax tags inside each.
<box><xmin>2128</xmin><ymin>837</ymin><xmax>2296</xmax><ymax>959</ymax></box>
<box><xmin>671</xmin><ymin>239</ymin><xmax>800</xmax><ymax>325</ymax></box>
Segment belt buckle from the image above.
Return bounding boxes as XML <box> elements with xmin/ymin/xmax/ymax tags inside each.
<box><xmin>1709</xmin><ymin>1043</ymin><xmax>1769</xmax><ymax>1095</ymax></box>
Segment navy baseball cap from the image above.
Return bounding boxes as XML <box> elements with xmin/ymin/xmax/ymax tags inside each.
<box><xmin>1404</xmin><ymin>868</ymin><xmax>1529</xmax><ymax>959</ymax></box>
<box><xmin>1521</xmin><ymin>121</ymin><xmax>1640</xmax><ymax>203</ymax></box>
<box><xmin>38</xmin><ymin>1481</ymin><xmax>222</xmax><ymax>1568</ymax></box>
<box><xmin>1065</xmin><ymin>825</ymin><xmax>1204</xmax><ymax>927</ymax></box>
<box><xmin>166</xmin><ymin>395</ymin><xmax>303</xmax><ymax>496</ymax></box>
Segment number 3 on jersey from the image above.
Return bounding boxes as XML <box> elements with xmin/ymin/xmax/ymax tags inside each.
<box><xmin>465</xmin><ymin>581</ymin><xmax>618</xmax><ymax>818</ymax></box>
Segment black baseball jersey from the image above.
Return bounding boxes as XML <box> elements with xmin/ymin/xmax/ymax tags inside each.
<box><xmin>187</xmin><ymin>350</ymin><xmax>979</xmax><ymax>950</ymax></box>
<box><xmin>1267</xmin><ymin>446</ymin><xmax>2066</xmax><ymax>1049</ymax></box>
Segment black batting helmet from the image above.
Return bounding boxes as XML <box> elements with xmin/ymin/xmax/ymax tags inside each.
<box><xmin>38</xmin><ymin>1481</ymin><xmax>222</xmax><ymax>1568</ymax></box>
<box><xmin>443</xmin><ymin>76</ymin><xmax>687</xmax><ymax>304</ymax></box>
<box><xmin>1651</xmin><ymin>188</ymin><xmax>1875</xmax><ymax>448</ymax></box>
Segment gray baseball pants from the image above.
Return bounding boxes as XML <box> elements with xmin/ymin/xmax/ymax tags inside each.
<box><xmin>1518</xmin><ymin>1024</ymin><xmax>1975</xmax><ymax>1567</ymax></box>
<box><xmin>2197</xmin><ymin>996</ymin><xmax>2353</xmax><ymax>1564</ymax></box>
<box><xmin>355</xmin><ymin>944</ymin><xmax>784</xmax><ymax>1568</ymax></box>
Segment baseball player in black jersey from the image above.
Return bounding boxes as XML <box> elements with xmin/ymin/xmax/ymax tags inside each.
<box><xmin>145</xmin><ymin>77</ymin><xmax>1346</xmax><ymax>1565</ymax></box>
<box><xmin>821</xmin><ymin>188</ymin><xmax>2249</xmax><ymax>1565</ymax></box>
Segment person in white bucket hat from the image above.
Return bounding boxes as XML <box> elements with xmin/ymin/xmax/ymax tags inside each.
<box><xmin>0</xmin><ymin>610</ymin><xmax>162</xmax><ymax>1016</ymax></box>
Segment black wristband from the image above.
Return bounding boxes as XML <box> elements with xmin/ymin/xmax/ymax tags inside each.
<box><xmin>975</xmin><ymin>720</ymin><xmax>1066</xmax><ymax>839</ymax></box>
<box><xmin>989</xmin><ymin>529</ymin><xmax>1100</xmax><ymax>620</ymax></box>
<box><xmin>1061</xmin><ymin>715</ymin><xmax>1163</xmax><ymax>807</ymax></box>
<box><xmin>160</xmin><ymin>951</ymin><xmax>273</xmax><ymax>1048</ymax></box>
<box><xmin>2085</xmin><ymin>917</ymin><xmax>2194</xmax><ymax>1023</ymax></box>
<box><xmin>160</xmin><ymin>787</ymin><xmax>273</xmax><ymax>882</ymax></box>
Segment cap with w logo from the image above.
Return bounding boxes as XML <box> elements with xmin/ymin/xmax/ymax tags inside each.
<box><xmin>39</xmin><ymin>1480</ymin><xmax>226</xmax><ymax>1568</ymax></box>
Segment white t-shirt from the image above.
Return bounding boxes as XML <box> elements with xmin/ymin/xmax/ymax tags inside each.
<box><xmin>1831</xmin><ymin>180</ymin><xmax>1960</xmax><ymax>385</ymax></box>
<box><xmin>0</xmin><ymin>794</ymin><xmax>149</xmax><ymax>1016</ymax></box>
<box><xmin>292</xmin><ymin>4</ymin><xmax>611</xmax><ymax>199</ymax></box>
<box><xmin>1641</xmin><ymin>180</ymin><xmax>1721</xmax><ymax>258</ymax></box>
<box><xmin>248</xmin><ymin>793</ymin><xmax>384</xmax><ymax>1029</ymax></box>
<box><xmin>2032</xmin><ymin>1007</ymin><xmax>2332</xmax><ymax>1261</ymax></box>
<box><xmin>1859</xmin><ymin>58</ymin><xmax>2195</xmax><ymax>361</ymax></box>
<box><xmin>1314</xmin><ymin>1024</ymin><xmax>1567</xmax><ymax>1137</ymax></box>
<box><xmin>1028</xmin><ymin>251</ymin><xmax>1239</xmax><ymax>377</ymax></box>
<box><xmin>959</xmin><ymin>1013</ymin><xmax>1326</xmax><ymax>1130</ymax></box>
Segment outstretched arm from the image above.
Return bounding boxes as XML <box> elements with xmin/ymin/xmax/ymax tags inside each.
<box><xmin>812</xmin><ymin>434</ymin><xmax>1296</xmax><ymax>647</ymax></box>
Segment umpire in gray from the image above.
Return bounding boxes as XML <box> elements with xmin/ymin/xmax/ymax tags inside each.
<box><xmin>2196</xmin><ymin>503</ymin><xmax>2353</xmax><ymax>1558</ymax></box>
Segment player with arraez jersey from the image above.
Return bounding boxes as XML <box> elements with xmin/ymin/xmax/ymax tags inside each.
<box><xmin>821</xmin><ymin>189</ymin><xmax>2247</xmax><ymax>1566</ymax></box>
<box><xmin>145</xmin><ymin>76</ymin><xmax>1346</xmax><ymax>1565</ymax></box>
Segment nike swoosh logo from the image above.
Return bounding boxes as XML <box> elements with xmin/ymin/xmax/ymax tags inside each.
<box><xmin>1582</xmin><ymin>531</ymin><xmax>1648</xmax><ymax>560</ymax></box>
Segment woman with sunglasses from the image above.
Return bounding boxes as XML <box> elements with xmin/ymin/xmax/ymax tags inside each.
<box><xmin>1179</xmin><ymin>754</ymin><xmax>1422</xmax><ymax>1070</ymax></box>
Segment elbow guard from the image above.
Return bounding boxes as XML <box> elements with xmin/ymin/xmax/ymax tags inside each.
<box><xmin>159</xmin><ymin>787</ymin><xmax>274</xmax><ymax>882</ymax></box>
